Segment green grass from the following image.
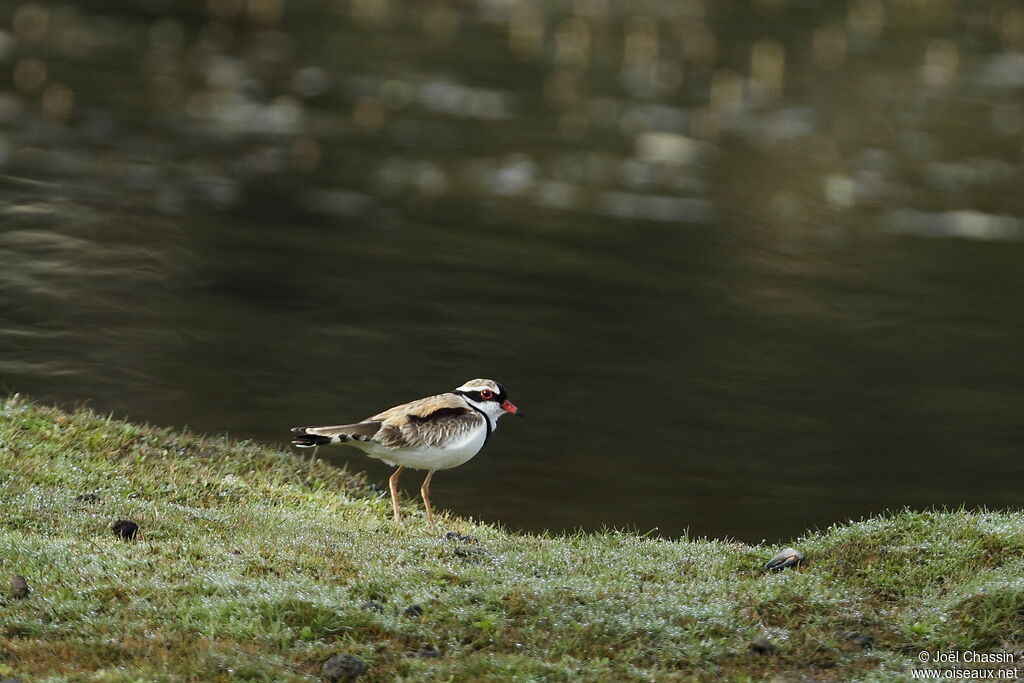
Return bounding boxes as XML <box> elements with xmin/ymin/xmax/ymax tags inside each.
<box><xmin>1</xmin><ymin>395</ymin><xmax>1023</xmax><ymax>681</ymax></box>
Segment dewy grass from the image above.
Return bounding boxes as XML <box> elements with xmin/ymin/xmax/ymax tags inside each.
<box><xmin>1</xmin><ymin>395</ymin><xmax>1023</xmax><ymax>681</ymax></box>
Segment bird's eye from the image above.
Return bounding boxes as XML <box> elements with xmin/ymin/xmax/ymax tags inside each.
<box><xmin>480</xmin><ymin>389</ymin><xmax>494</xmax><ymax>400</ymax></box>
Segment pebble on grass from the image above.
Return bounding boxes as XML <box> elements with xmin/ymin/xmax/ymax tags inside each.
<box><xmin>321</xmin><ymin>653</ymin><xmax>365</xmax><ymax>682</ymax></box>
<box><xmin>11</xmin><ymin>574</ymin><xmax>30</xmax><ymax>599</ymax></box>
<box><xmin>359</xmin><ymin>600</ymin><xmax>384</xmax><ymax>613</ymax></box>
<box><xmin>453</xmin><ymin>545</ymin><xmax>490</xmax><ymax>561</ymax></box>
<box><xmin>843</xmin><ymin>631</ymin><xmax>874</xmax><ymax>649</ymax></box>
<box><xmin>75</xmin><ymin>492</ymin><xmax>100</xmax><ymax>502</ymax></box>
<box><xmin>765</xmin><ymin>547</ymin><xmax>804</xmax><ymax>571</ymax></box>
<box><xmin>749</xmin><ymin>635</ymin><xmax>777</xmax><ymax>655</ymax></box>
<box><xmin>405</xmin><ymin>645</ymin><xmax>440</xmax><ymax>658</ymax></box>
<box><xmin>111</xmin><ymin>519</ymin><xmax>139</xmax><ymax>540</ymax></box>
<box><xmin>403</xmin><ymin>604</ymin><xmax>423</xmax><ymax>618</ymax></box>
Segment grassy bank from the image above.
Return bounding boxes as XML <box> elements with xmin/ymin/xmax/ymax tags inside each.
<box><xmin>1</xmin><ymin>396</ymin><xmax>1023</xmax><ymax>681</ymax></box>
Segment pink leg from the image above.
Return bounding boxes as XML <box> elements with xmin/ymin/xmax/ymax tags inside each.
<box><xmin>420</xmin><ymin>470</ymin><xmax>435</xmax><ymax>523</ymax></box>
<box><xmin>388</xmin><ymin>467</ymin><xmax>405</xmax><ymax>522</ymax></box>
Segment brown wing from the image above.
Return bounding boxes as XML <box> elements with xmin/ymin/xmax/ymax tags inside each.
<box><xmin>368</xmin><ymin>393</ymin><xmax>469</xmax><ymax>422</ymax></box>
<box><xmin>373</xmin><ymin>395</ymin><xmax>484</xmax><ymax>450</ymax></box>
<box><xmin>293</xmin><ymin>393</ymin><xmax>481</xmax><ymax>450</ymax></box>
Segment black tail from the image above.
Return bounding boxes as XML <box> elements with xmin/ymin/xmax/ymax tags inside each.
<box><xmin>291</xmin><ymin>428</ymin><xmax>331</xmax><ymax>448</ymax></box>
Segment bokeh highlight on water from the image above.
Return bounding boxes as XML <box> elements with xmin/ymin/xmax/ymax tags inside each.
<box><xmin>1</xmin><ymin>1</ymin><xmax>1023</xmax><ymax>541</ymax></box>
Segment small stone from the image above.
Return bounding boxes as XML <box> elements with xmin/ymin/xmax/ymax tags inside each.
<box><xmin>75</xmin><ymin>492</ymin><xmax>100</xmax><ymax>502</ymax></box>
<box><xmin>453</xmin><ymin>545</ymin><xmax>490</xmax><ymax>561</ymax></box>
<box><xmin>321</xmin><ymin>653</ymin><xmax>365</xmax><ymax>682</ymax></box>
<box><xmin>765</xmin><ymin>547</ymin><xmax>804</xmax><ymax>571</ymax></box>
<box><xmin>444</xmin><ymin>531</ymin><xmax>478</xmax><ymax>543</ymax></box>
<box><xmin>359</xmin><ymin>600</ymin><xmax>384</xmax><ymax>613</ymax></box>
<box><xmin>750</xmin><ymin>635</ymin><xmax>777</xmax><ymax>654</ymax></box>
<box><xmin>403</xmin><ymin>604</ymin><xmax>423</xmax><ymax>618</ymax></box>
<box><xmin>843</xmin><ymin>630</ymin><xmax>874</xmax><ymax>649</ymax></box>
<box><xmin>111</xmin><ymin>519</ymin><xmax>139</xmax><ymax>540</ymax></box>
<box><xmin>10</xmin><ymin>575</ymin><xmax>30</xmax><ymax>599</ymax></box>
<box><xmin>404</xmin><ymin>644</ymin><xmax>439</xmax><ymax>658</ymax></box>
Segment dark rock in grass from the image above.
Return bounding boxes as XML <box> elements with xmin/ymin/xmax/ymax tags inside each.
<box><xmin>321</xmin><ymin>653</ymin><xmax>365</xmax><ymax>682</ymax></box>
<box><xmin>749</xmin><ymin>635</ymin><xmax>777</xmax><ymax>655</ymax></box>
<box><xmin>111</xmin><ymin>519</ymin><xmax>139</xmax><ymax>541</ymax></box>
<box><xmin>444</xmin><ymin>531</ymin><xmax>479</xmax><ymax>543</ymax></box>
<box><xmin>359</xmin><ymin>600</ymin><xmax>384</xmax><ymax>613</ymax></box>
<box><xmin>403</xmin><ymin>604</ymin><xmax>423</xmax><ymax>618</ymax></box>
<box><xmin>405</xmin><ymin>645</ymin><xmax>439</xmax><ymax>658</ymax></box>
<box><xmin>75</xmin><ymin>492</ymin><xmax>100</xmax><ymax>502</ymax></box>
<box><xmin>10</xmin><ymin>575</ymin><xmax>30</xmax><ymax>599</ymax></box>
<box><xmin>765</xmin><ymin>547</ymin><xmax>804</xmax><ymax>571</ymax></box>
<box><xmin>843</xmin><ymin>630</ymin><xmax>874</xmax><ymax>649</ymax></box>
<box><xmin>453</xmin><ymin>545</ymin><xmax>490</xmax><ymax>561</ymax></box>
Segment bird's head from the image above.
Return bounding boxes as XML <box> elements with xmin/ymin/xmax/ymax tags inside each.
<box><xmin>455</xmin><ymin>378</ymin><xmax>524</xmax><ymax>422</ymax></box>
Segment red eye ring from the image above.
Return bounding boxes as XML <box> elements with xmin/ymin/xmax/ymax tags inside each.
<box><xmin>480</xmin><ymin>389</ymin><xmax>494</xmax><ymax>399</ymax></box>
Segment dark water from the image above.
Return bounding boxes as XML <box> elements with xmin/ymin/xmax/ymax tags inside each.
<box><xmin>1</xmin><ymin>1</ymin><xmax>1023</xmax><ymax>542</ymax></box>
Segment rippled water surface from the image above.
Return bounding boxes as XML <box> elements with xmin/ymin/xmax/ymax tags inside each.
<box><xmin>1</xmin><ymin>1</ymin><xmax>1023</xmax><ymax>541</ymax></box>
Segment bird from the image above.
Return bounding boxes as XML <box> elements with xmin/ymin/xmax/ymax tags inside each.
<box><xmin>291</xmin><ymin>378</ymin><xmax>523</xmax><ymax>522</ymax></box>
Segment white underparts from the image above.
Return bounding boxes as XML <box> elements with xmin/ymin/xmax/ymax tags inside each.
<box><xmin>356</xmin><ymin>422</ymin><xmax>489</xmax><ymax>470</ymax></box>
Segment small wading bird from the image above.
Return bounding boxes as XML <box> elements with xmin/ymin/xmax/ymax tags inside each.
<box><xmin>291</xmin><ymin>379</ymin><xmax>523</xmax><ymax>522</ymax></box>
